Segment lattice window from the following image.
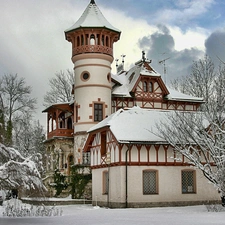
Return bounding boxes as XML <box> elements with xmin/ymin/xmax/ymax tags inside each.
<box><xmin>103</xmin><ymin>171</ymin><xmax>109</xmax><ymax>194</ymax></box>
<box><xmin>94</xmin><ymin>103</ymin><xmax>103</xmax><ymax>122</ymax></box>
<box><xmin>182</xmin><ymin>170</ymin><xmax>196</xmax><ymax>193</ymax></box>
<box><xmin>143</xmin><ymin>170</ymin><xmax>158</xmax><ymax>194</ymax></box>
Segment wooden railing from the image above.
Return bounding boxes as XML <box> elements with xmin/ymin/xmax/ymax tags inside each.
<box><xmin>47</xmin><ymin>129</ymin><xmax>73</xmax><ymax>139</ymax></box>
<box><xmin>73</xmin><ymin>45</ymin><xmax>113</xmax><ymax>56</ymax></box>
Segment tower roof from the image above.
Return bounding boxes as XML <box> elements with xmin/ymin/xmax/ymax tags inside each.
<box><xmin>65</xmin><ymin>0</ymin><xmax>121</xmax><ymax>34</ymax></box>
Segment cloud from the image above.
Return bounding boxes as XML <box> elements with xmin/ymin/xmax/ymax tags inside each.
<box><xmin>0</xmin><ymin>0</ymin><xmax>218</xmax><ymax>128</ymax></box>
<box><xmin>151</xmin><ymin>0</ymin><xmax>215</xmax><ymax>27</ymax></box>
<box><xmin>205</xmin><ymin>28</ymin><xmax>225</xmax><ymax>65</ymax></box>
<box><xmin>138</xmin><ymin>24</ymin><xmax>204</xmax><ymax>82</ymax></box>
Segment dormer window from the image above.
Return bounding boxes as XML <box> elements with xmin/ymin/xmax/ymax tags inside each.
<box><xmin>143</xmin><ymin>81</ymin><xmax>147</xmax><ymax>92</ymax></box>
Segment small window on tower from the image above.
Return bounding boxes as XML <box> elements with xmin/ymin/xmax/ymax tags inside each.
<box><xmin>94</xmin><ymin>103</ymin><xmax>103</xmax><ymax>122</ymax></box>
<box><xmin>107</xmin><ymin>73</ymin><xmax>111</xmax><ymax>83</ymax></box>
<box><xmin>81</xmin><ymin>71</ymin><xmax>90</xmax><ymax>81</ymax></box>
<box><xmin>90</xmin><ymin>34</ymin><xmax>95</xmax><ymax>45</ymax></box>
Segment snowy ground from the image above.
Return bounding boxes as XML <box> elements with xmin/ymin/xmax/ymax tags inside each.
<box><xmin>0</xmin><ymin>203</ymin><xmax>225</xmax><ymax>225</ymax></box>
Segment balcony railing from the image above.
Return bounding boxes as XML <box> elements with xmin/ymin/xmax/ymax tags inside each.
<box><xmin>47</xmin><ymin>129</ymin><xmax>74</xmax><ymax>139</ymax></box>
<box><xmin>73</xmin><ymin>45</ymin><xmax>113</xmax><ymax>57</ymax></box>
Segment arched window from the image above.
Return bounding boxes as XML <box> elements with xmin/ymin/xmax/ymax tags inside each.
<box><xmin>81</xmin><ymin>35</ymin><xmax>84</xmax><ymax>45</ymax></box>
<box><xmin>101</xmin><ymin>35</ymin><xmax>105</xmax><ymax>46</ymax></box>
<box><xmin>90</xmin><ymin>34</ymin><xmax>95</xmax><ymax>45</ymax></box>
<box><xmin>149</xmin><ymin>82</ymin><xmax>153</xmax><ymax>92</ymax></box>
<box><xmin>58</xmin><ymin>112</ymin><xmax>65</xmax><ymax>128</ymax></box>
<box><xmin>143</xmin><ymin>81</ymin><xmax>147</xmax><ymax>92</ymax></box>
<box><xmin>106</xmin><ymin>36</ymin><xmax>109</xmax><ymax>47</ymax></box>
<box><xmin>67</xmin><ymin>117</ymin><xmax>72</xmax><ymax>129</ymax></box>
<box><xmin>77</xmin><ymin>36</ymin><xmax>80</xmax><ymax>46</ymax></box>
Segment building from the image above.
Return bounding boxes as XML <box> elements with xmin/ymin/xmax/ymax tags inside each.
<box><xmin>43</xmin><ymin>0</ymin><xmax>220</xmax><ymax>206</ymax></box>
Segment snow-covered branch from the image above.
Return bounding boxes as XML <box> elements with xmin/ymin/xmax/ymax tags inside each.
<box><xmin>0</xmin><ymin>143</ymin><xmax>46</xmax><ymax>193</ymax></box>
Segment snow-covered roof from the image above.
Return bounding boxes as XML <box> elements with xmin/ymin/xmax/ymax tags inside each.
<box><xmin>88</xmin><ymin>107</ymin><xmax>209</xmax><ymax>144</ymax></box>
<box><xmin>112</xmin><ymin>61</ymin><xmax>160</xmax><ymax>97</ymax></box>
<box><xmin>88</xmin><ymin>107</ymin><xmax>171</xmax><ymax>143</ymax></box>
<box><xmin>42</xmin><ymin>102</ymin><xmax>72</xmax><ymax>113</ymax></box>
<box><xmin>166</xmin><ymin>88</ymin><xmax>204</xmax><ymax>102</ymax></box>
<box><xmin>65</xmin><ymin>1</ymin><xmax>121</xmax><ymax>34</ymax></box>
<box><xmin>112</xmin><ymin>60</ymin><xmax>204</xmax><ymax>103</ymax></box>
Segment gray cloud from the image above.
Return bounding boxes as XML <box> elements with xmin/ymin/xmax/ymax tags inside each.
<box><xmin>138</xmin><ymin>24</ymin><xmax>204</xmax><ymax>83</ymax></box>
<box><xmin>205</xmin><ymin>29</ymin><xmax>225</xmax><ymax>65</ymax></box>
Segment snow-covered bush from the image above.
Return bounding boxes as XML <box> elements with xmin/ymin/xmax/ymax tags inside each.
<box><xmin>0</xmin><ymin>143</ymin><xmax>46</xmax><ymax>194</ymax></box>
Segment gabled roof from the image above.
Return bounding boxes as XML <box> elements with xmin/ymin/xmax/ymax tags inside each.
<box><xmin>65</xmin><ymin>0</ymin><xmax>121</xmax><ymax>34</ymax></box>
<box><xmin>112</xmin><ymin>60</ymin><xmax>204</xmax><ymax>103</ymax></box>
<box><xmin>112</xmin><ymin>60</ymin><xmax>161</xmax><ymax>97</ymax></box>
<box><xmin>85</xmin><ymin>107</ymin><xmax>209</xmax><ymax>150</ymax></box>
<box><xmin>88</xmin><ymin>107</ymin><xmax>169</xmax><ymax>143</ymax></box>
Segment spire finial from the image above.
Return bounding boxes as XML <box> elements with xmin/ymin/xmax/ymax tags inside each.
<box><xmin>142</xmin><ymin>50</ymin><xmax>146</xmax><ymax>62</ymax></box>
<box><xmin>90</xmin><ymin>0</ymin><xmax>95</xmax><ymax>4</ymax></box>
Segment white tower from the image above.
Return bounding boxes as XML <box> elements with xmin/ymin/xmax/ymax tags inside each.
<box><xmin>65</xmin><ymin>0</ymin><xmax>121</xmax><ymax>164</ymax></box>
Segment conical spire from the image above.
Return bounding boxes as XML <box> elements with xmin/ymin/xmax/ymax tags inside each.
<box><xmin>65</xmin><ymin>0</ymin><xmax>120</xmax><ymax>34</ymax></box>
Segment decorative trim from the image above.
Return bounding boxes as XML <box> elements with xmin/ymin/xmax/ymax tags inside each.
<box><xmin>75</xmin><ymin>84</ymin><xmax>112</xmax><ymax>90</ymax></box>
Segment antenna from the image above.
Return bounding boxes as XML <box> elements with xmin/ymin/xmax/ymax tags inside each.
<box><xmin>159</xmin><ymin>57</ymin><xmax>170</xmax><ymax>84</ymax></box>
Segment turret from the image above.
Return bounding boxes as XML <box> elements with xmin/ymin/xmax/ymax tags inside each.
<box><xmin>65</xmin><ymin>0</ymin><xmax>121</xmax><ymax>164</ymax></box>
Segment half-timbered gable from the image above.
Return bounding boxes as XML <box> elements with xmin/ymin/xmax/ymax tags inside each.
<box><xmin>112</xmin><ymin>59</ymin><xmax>203</xmax><ymax>112</ymax></box>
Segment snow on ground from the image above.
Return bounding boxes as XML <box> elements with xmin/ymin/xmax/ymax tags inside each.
<box><xmin>0</xmin><ymin>203</ymin><xmax>225</xmax><ymax>225</ymax></box>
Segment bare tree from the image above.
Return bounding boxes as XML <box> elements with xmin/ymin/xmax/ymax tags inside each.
<box><xmin>170</xmin><ymin>55</ymin><xmax>215</xmax><ymax>114</ymax></box>
<box><xmin>13</xmin><ymin>113</ymin><xmax>45</xmax><ymax>157</ymax></box>
<box><xmin>44</xmin><ymin>70</ymin><xmax>74</xmax><ymax>107</ymax></box>
<box><xmin>160</xmin><ymin>58</ymin><xmax>225</xmax><ymax>205</ymax></box>
<box><xmin>0</xmin><ymin>74</ymin><xmax>37</xmax><ymax>146</ymax></box>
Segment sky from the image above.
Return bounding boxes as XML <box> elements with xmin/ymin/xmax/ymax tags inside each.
<box><xmin>0</xmin><ymin>0</ymin><xmax>225</xmax><ymax>128</ymax></box>
<box><xmin>1</xmin><ymin>203</ymin><xmax>225</xmax><ymax>225</ymax></box>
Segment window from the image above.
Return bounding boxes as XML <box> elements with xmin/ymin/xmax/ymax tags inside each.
<box><xmin>143</xmin><ymin>170</ymin><xmax>158</xmax><ymax>194</ymax></box>
<box><xmin>58</xmin><ymin>112</ymin><xmax>65</xmax><ymax>128</ymax></box>
<box><xmin>90</xmin><ymin>34</ymin><xmax>95</xmax><ymax>45</ymax></box>
<box><xmin>81</xmin><ymin>35</ymin><xmax>84</xmax><ymax>45</ymax></box>
<box><xmin>103</xmin><ymin>171</ymin><xmax>109</xmax><ymax>194</ymax></box>
<box><xmin>67</xmin><ymin>117</ymin><xmax>72</xmax><ymax>129</ymax></box>
<box><xmin>182</xmin><ymin>170</ymin><xmax>196</xmax><ymax>193</ymax></box>
<box><xmin>81</xmin><ymin>71</ymin><xmax>90</xmax><ymax>81</ymax></box>
<box><xmin>101</xmin><ymin>132</ymin><xmax>107</xmax><ymax>156</ymax></box>
<box><xmin>94</xmin><ymin>103</ymin><xmax>103</xmax><ymax>122</ymax></box>
<box><xmin>149</xmin><ymin>82</ymin><xmax>153</xmax><ymax>92</ymax></box>
<box><xmin>143</xmin><ymin>81</ymin><xmax>147</xmax><ymax>92</ymax></box>
<box><xmin>75</xmin><ymin>105</ymin><xmax>78</xmax><ymax>123</ymax></box>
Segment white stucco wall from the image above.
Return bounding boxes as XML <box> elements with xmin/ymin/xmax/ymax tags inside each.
<box><xmin>92</xmin><ymin>165</ymin><xmax>220</xmax><ymax>206</ymax></box>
